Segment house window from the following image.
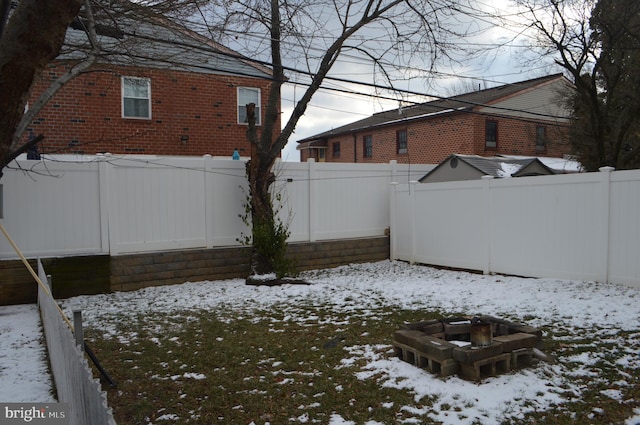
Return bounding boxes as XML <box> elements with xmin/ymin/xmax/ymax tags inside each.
<box><xmin>536</xmin><ymin>125</ymin><xmax>547</xmax><ymax>151</ymax></box>
<box><xmin>363</xmin><ymin>135</ymin><xmax>373</xmax><ymax>158</ymax></box>
<box><xmin>333</xmin><ymin>142</ymin><xmax>341</xmax><ymax>157</ymax></box>
<box><xmin>238</xmin><ymin>87</ymin><xmax>261</xmax><ymax>125</ymax></box>
<box><xmin>122</xmin><ymin>77</ymin><xmax>151</xmax><ymax>119</ymax></box>
<box><xmin>397</xmin><ymin>129</ymin><xmax>408</xmax><ymax>154</ymax></box>
<box><xmin>485</xmin><ymin>120</ymin><xmax>497</xmax><ymax>148</ymax></box>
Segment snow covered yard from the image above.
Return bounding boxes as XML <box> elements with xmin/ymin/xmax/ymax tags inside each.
<box><xmin>0</xmin><ymin>304</ymin><xmax>55</xmax><ymax>402</ymax></box>
<box><xmin>5</xmin><ymin>260</ymin><xmax>640</xmax><ymax>424</ymax></box>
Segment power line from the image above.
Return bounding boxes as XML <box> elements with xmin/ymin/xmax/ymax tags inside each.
<box><xmin>117</xmin><ymin>29</ymin><xmax>572</xmax><ymax>122</ymax></box>
<box><xmin>11</xmin><ymin>152</ymin><xmax>429</xmax><ymax>184</ymax></box>
<box><xmin>182</xmin><ymin>20</ymin><xmax>548</xmax><ymax>87</ymax></box>
<box><xmin>62</xmin><ymin>4</ymin><xmax>569</xmax><ymax>120</ymax></box>
<box><xmin>32</xmin><ymin>9</ymin><xmax>574</xmax><ymax>165</ymax></box>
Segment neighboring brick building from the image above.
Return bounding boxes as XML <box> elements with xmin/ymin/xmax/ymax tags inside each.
<box><xmin>296</xmin><ymin>74</ymin><xmax>573</xmax><ymax>164</ymax></box>
<box><xmin>24</xmin><ymin>9</ymin><xmax>277</xmax><ymax>157</ymax></box>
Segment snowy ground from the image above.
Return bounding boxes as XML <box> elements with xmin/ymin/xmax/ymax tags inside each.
<box><xmin>2</xmin><ymin>260</ymin><xmax>640</xmax><ymax>424</ymax></box>
<box><xmin>0</xmin><ymin>303</ymin><xmax>55</xmax><ymax>402</ymax></box>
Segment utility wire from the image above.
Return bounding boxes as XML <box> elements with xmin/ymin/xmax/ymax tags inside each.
<box><xmin>14</xmin><ymin>153</ymin><xmax>428</xmax><ymax>184</ymax></box>
<box><xmin>115</xmin><ymin>29</ymin><xmax>572</xmax><ymax>121</ymax></box>
<box><xmin>26</xmin><ymin>10</ymin><xmax>573</xmax><ymax>171</ymax></box>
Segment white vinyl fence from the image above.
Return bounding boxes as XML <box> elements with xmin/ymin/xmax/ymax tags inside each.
<box><xmin>0</xmin><ymin>155</ymin><xmax>433</xmax><ymax>259</ymax></box>
<box><xmin>390</xmin><ymin>167</ymin><xmax>640</xmax><ymax>287</ymax></box>
<box><xmin>37</xmin><ymin>259</ymin><xmax>116</xmax><ymax>425</ymax></box>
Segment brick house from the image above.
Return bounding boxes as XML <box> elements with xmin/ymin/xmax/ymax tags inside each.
<box><xmin>24</xmin><ymin>9</ymin><xmax>277</xmax><ymax>157</ymax></box>
<box><xmin>296</xmin><ymin>74</ymin><xmax>573</xmax><ymax>164</ymax></box>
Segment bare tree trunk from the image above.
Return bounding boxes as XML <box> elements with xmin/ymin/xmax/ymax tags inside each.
<box><xmin>243</xmin><ymin>0</ymin><xmax>403</xmax><ymax>276</ymax></box>
<box><xmin>245</xmin><ymin>103</ymin><xmax>278</xmax><ymax>275</ymax></box>
<box><xmin>11</xmin><ymin>0</ymin><xmax>99</xmax><ymax>155</ymax></box>
<box><xmin>244</xmin><ymin>0</ymin><xmax>285</xmax><ymax>276</ymax></box>
<box><xmin>0</xmin><ymin>0</ymin><xmax>84</xmax><ymax>174</ymax></box>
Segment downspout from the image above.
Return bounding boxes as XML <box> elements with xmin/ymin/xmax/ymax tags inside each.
<box><xmin>353</xmin><ymin>132</ymin><xmax>357</xmax><ymax>163</ymax></box>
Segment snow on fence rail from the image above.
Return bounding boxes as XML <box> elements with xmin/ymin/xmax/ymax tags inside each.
<box><xmin>390</xmin><ymin>167</ymin><xmax>640</xmax><ymax>287</ymax></box>
<box><xmin>37</xmin><ymin>258</ymin><xmax>117</xmax><ymax>425</ymax></box>
<box><xmin>0</xmin><ymin>155</ymin><xmax>433</xmax><ymax>258</ymax></box>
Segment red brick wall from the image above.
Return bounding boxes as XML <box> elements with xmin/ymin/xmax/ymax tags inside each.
<box><xmin>301</xmin><ymin>111</ymin><xmax>570</xmax><ymax>164</ymax></box>
<box><xmin>26</xmin><ymin>62</ymin><xmax>279</xmax><ymax>157</ymax></box>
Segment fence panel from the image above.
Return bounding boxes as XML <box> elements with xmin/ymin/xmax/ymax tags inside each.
<box><xmin>272</xmin><ymin>161</ymin><xmax>312</xmax><ymax>243</ymax></box>
<box><xmin>0</xmin><ymin>160</ymin><xmax>103</xmax><ymax>258</ymax></box>
<box><xmin>391</xmin><ymin>168</ymin><xmax>640</xmax><ymax>287</ymax></box>
<box><xmin>608</xmin><ymin>170</ymin><xmax>640</xmax><ymax>285</ymax></box>
<box><xmin>489</xmin><ymin>173</ymin><xmax>606</xmax><ymax>281</ymax></box>
<box><xmin>105</xmin><ymin>157</ymin><xmax>208</xmax><ymax>254</ymax></box>
<box><xmin>37</xmin><ymin>259</ymin><xmax>116</xmax><ymax>425</ymax></box>
<box><xmin>313</xmin><ymin>163</ymin><xmax>395</xmax><ymax>240</ymax></box>
<box><xmin>408</xmin><ymin>180</ymin><xmax>490</xmax><ymax>271</ymax></box>
<box><xmin>275</xmin><ymin>161</ymin><xmax>435</xmax><ymax>243</ymax></box>
<box><xmin>390</xmin><ymin>184</ymin><xmax>412</xmax><ymax>261</ymax></box>
<box><xmin>203</xmin><ymin>157</ymin><xmax>249</xmax><ymax>247</ymax></box>
<box><xmin>1</xmin><ymin>157</ymin><xmax>433</xmax><ymax>259</ymax></box>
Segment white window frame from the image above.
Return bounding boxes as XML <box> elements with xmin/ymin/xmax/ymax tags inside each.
<box><xmin>122</xmin><ymin>76</ymin><xmax>151</xmax><ymax>119</ymax></box>
<box><xmin>237</xmin><ymin>87</ymin><xmax>261</xmax><ymax>126</ymax></box>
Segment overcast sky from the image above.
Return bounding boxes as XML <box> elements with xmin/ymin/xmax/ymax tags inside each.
<box><xmin>271</xmin><ymin>0</ymin><xmax>564</xmax><ymax>161</ymax></box>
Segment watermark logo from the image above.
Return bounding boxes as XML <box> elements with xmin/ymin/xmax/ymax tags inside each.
<box><xmin>0</xmin><ymin>404</ymin><xmax>68</xmax><ymax>425</ymax></box>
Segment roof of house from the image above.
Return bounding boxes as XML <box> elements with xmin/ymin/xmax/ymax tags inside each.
<box><xmin>296</xmin><ymin>74</ymin><xmax>568</xmax><ymax>145</ymax></box>
<box><xmin>418</xmin><ymin>154</ymin><xmax>558</xmax><ymax>182</ymax></box>
<box><xmin>60</xmin><ymin>4</ymin><xmax>272</xmax><ymax>79</ymax></box>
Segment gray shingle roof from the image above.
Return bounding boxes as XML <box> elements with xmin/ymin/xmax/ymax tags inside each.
<box><xmin>60</xmin><ymin>7</ymin><xmax>272</xmax><ymax>79</ymax></box>
<box><xmin>297</xmin><ymin>74</ymin><xmax>565</xmax><ymax>143</ymax></box>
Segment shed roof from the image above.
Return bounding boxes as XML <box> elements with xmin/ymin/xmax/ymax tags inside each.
<box><xmin>418</xmin><ymin>154</ymin><xmax>557</xmax><ymax>182</ymax></box>
<box><xmin>296</xmin><ymin>74</ymin><xmax>568</xmax><ymax>144</ymax></box>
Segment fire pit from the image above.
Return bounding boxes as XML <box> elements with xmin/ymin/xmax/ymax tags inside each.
<box><xmin>393</xmin><ymin>315</ymin><xmax>543</xmax><ymax>381</ymax></box>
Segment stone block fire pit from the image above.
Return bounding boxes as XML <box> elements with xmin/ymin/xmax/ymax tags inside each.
<box><xmin>393</xmin><ymin>316</ymin><xmax>543</xmax><ymax>381</ymax></box>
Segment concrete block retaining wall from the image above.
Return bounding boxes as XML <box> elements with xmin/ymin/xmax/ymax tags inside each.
<box><xmin>0</xmin><ymin>236</ymin><xmax>389</xmax><ymax>305</ymax></box>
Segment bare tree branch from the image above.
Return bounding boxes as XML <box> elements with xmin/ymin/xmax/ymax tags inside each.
<box><xmin>194</xmin><ymin>0</ymin><xmax>477</xmax><ymax>275</ymax></box>
<box><xmin>10</xmin><ymin>0</ymin><xmax>100</xmax><ymax>152</ymax></box>
<box><xmin>0</xmin><ymin>0</ymin><xmax>84</xmax><ymax>172</ymax></box>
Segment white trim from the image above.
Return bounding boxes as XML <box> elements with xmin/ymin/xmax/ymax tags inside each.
<box><xmin>237</xmin><ymin>87</ymin><xmax>261</xmax><ymax>126</ymax></box>
<box><xmin>122</xmin><ymin>76</ymin><xmax>152</xmax><ymax>119</ymax></box>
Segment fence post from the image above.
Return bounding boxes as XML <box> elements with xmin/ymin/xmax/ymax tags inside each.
<box><xmin>203</xmin><ymin>154</ymin><xmax>214</xmax><ymax>248</ymax></box>
<box><xmin>38</xmin><ymin>274</ymin><xmax>53</xmax><ymax>308</ymax></box>
<box><xmin>389</xmin><ymin>160</ymin><xmax>399</xmax><ymax>261</ymax></box>
<box><xmin>389</xmin><ymin>160</ymin><xmax>397</xmax><ymax>184</ymax></box>
<box><xmin>389</xmin><ymin>182</ymin><xmax>399</xmax><ymax>261</ymax></box>
<box><xmin>307</xmin><ymin>158</ymin><xmax>316</xmax><ymax>243</ymax></box>
<box><xmin>96</xmin><ymin>154</ymin><xmax>111</xmax><ymax>255</ymax></box>
<box><xmin>409</xmin><ymin>180</ymin><xmax>418</xmax><ymax>264</ymax></box>
<box><xmin>481</xmin><ymin>175</ymin><xmax>494</xmax><ymax>275</ymax></box>
<box><xmin>599</xmin><ymin>166</ymin><xmax>615</xmax><ymax>283</ymax></box>
<box><xmin>73</xmin><ymin>310</ymin><xmax>84</xmax><ymax>351</ymax></box>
